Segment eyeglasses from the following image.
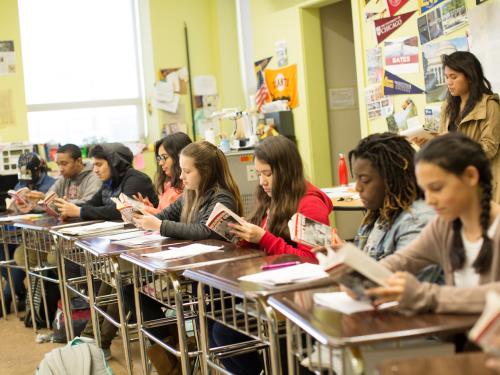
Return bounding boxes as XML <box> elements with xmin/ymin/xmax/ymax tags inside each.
<box><xmin>156</xmin><ymin>154</ymin><xmax>170</xmax><ymax>163</ymax></box>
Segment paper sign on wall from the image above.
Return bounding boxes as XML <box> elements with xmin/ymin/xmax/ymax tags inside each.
<box><xmin>384</xmin><ymin>36</ymin><xmax>419</xmax><ymax>74</ymax></box>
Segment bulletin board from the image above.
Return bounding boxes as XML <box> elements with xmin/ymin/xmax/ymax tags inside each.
<box><xmin>354</xmin><ymin>0</ymin><xmax>499</xmax><ymax>135</ymax></box>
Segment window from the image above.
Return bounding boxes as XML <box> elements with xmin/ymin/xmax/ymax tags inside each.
<box><xmin>18</xmin><ymin>0</ymin><xmax>145</xmax><ymax>145</ymax></box>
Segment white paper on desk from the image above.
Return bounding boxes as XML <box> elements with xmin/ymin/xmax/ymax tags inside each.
<box><xmin>321</xmin><ymin>184</ymin><xmax>360</xmax><ymax>200</ymax></box>
<box><xmin>141</xmin><ymin>243</ymin><xmax>223</xmax><ymax>260</ymax></box>
<box><xmin>57</xmin><ymin>221</ymin><xmax>125</xmax><ymax>235</ymax></box>
<box><xmin>98</xmin><ymin>230</ymin><xmax>146</xmax><ymax>241</ymax></box>
<box><xmin>113</xmin><ymin>233</ymin><xmax>166</xmax><ymax>246</ymax></box>
<box><xmin>238</xmin><ymin>263</ymin><xmax>329</xmax><ymax>286</ymax></box>
<box><xmin>313</xmin><ymin>292</ymin><xmax>398</xmax><ymax>314</ymax></box>
<box><xmin>0</xmin><ymin>213</ymin><xmax>44</xmax><ymax>222</ymax></box>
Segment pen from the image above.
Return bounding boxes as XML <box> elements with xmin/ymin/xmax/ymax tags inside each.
<box><xmin>261</xmin><ymin>261</ymin><xmax>301</xmax><ymax>271</ymax></box>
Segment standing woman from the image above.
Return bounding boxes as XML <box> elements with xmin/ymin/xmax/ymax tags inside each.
<box><xmin>422</xmin><ymin>51</ymin><xmax>500</xmax><ymax>202</ymax></box>
<box><xmin>137</xmin><ymin>132</ymin><xmax>192</xmax><ymax>214</ymax></box>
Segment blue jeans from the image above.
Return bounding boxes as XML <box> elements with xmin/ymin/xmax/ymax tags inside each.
<box><xmin>0</xmin><ymin>244</ymin><xmax>26</xmax><ymax>300</ymax></box>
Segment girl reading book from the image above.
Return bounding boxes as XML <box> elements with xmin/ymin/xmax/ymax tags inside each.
<box><xmin>365</xmin><ymin>133</ymin><xmax>500</xmax><ymax>314</ymax></box>
<box><xmin>133</xmin><ymin>140</ymin><xmax>243</xmax><ymax>238</ymax></box>
<box><xmin>227</xmin><ymin>135</ymin><xmax>333</xmax><ymax>261</ymax></box>
<box><xmin>136</xmin><ymin>132</ymin><xmax>192</xmax><ymax>214</ymax></box>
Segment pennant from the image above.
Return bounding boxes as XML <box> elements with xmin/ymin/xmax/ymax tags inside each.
<box><xmin>418</xmin><ymin>0</ymin><xmax>445</xmax><ymax>14</ymax></box>
<box><xmin>383</xmin><ymin>70</ymin><xmax>424</xmax><ymax>95</ymax></box>
<box><xmin>374</xmin><ymin>11</ymin><xmax>416</xmax><ymax>44</ymax></box>
<box><xmin>254</xmin><ymin>56</ymin><xmax>272</xmax><ymax>72</ymax></box>
<box><xmin>386</xmin><ymin>0</ymin><xmax>409</xmax><ymax>16</ymax></box>
<box><xmin>264</xmin><ymin>64</ymin><xmax>299</xmax><ymax>109</ymax></box>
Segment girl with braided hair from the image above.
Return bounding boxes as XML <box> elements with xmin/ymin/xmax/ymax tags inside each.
<box><xmin>365</xmin><ymin>132</ymin><xmax>500</xmax><ymax>314</ymax></box>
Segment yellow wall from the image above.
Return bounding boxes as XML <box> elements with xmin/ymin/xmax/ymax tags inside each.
<box><xmin>249</xmin><ymin>0</ymin><xmax>334</xmax><ymax>187</ymax></box>
<box><xmin>0</xmin><ymin>0</ymin><xmax>28</xmax><ymax>143</ymax></box>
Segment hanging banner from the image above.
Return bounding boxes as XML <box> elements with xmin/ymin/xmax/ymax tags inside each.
<box><xmin>418</xmin><ymin>0</ymin><xmax>445</xmax><ymax>14</ymax></box>
<box><xmin>264</xmin><ymin>64</ymin><xmax>299</xmax><ymax>109</ymax></box>
<box><xmin>383</xmin><ymin>70</ymin><xmax>424</xmax><ymax>95</ymax></box>
<box><xmin>374</xmin><ymin>11</ymin><xmax>416</xmax><ymax>44</ymax></box>
<box><xmin>386</xmin><ymin>0</ymin><xmax>409</xmax><ymax>16</ymax></box>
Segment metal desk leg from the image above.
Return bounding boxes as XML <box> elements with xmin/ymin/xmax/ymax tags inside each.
<box><xmin>286</xmin><ymin>319</ymin><xmax>295</xmax><ymax>375</ymax></box>
<box><xmin>58</xmin><ymin>248</ymin><xmax>74</xmax><ymax>340</ymax></box>
<box><xmin>260</xmin><ymin>299</ymin><xmax>282</xmax><ymax>375</ymax></box>
<box><xmin>197</xmin><ymin>282</ymin><xmax>209</xmax><ymax>375</ymax></box>
<box><xmin>84</xmin><ymin>250</ymin><xmax>100</xmax><ymax>349</ymax></box>
<box><xmin>171</xmin><ymin>274</ymin><xmax>191</xmax><ymax>375</ymax></box>
<box><xmin>2</xmin><ymin>241</ymin><xmax>19</xmax><ymax>317</ymax></box>
<box><xmin>133</xmin><ymin>265</ymin><xmax>148</xmax><ymax>375</ymax></box>
<box><xmin>23</xmin><ymin>231</ymin><xmax>38</xmax><ymax>334</ymax></box>
<box><xmin>112</xmin><ymin>258</ymin><xmax>134</xmax><ymax>375</ymax></box>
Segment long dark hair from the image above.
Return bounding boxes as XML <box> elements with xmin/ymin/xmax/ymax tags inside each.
<box><xmin>348</xmin><ymin>132</ymin><xmax>421</xmax><ymax>227</ymax></box>
<box><xmin>154</xmin><ymin>133</ymin><xmax>192</xmax><ymax>193</ymax></box>
<box><xmin>180</xmin><ymin>141</ymin><xmax>243</xmax><ymax>223</ymax></box>
<box><xmin>248</xmin><ymin>136</ymin><xmax>306</xmax><ymax>242</ymax></box>
<box><xmin>443</xmin><ymin>51</ymin><xmax>493</xmax><ymax>130</ymax></box>
<box><xmin>416</xmin><ymin>133</ymin><xmax>493</xmax><ymax>274</ymax></box>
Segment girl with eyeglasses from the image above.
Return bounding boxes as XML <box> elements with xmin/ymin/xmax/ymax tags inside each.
<box><xmin>136</xmin><ymin>132</ymin><xmax>192</xmax><ymax>214</ymax></box>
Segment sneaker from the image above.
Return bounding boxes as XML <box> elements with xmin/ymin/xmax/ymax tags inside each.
<box><xmin>102</xmin><ymin>348</ymin><xmax>112</xmax><ymax>361</ymax></box>
<box><xmin>147</xmin><ymin>340</ymin><xmax>181</xmax><ymax>375</ymax></box>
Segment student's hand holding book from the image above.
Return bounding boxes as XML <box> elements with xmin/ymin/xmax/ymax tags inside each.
<box><xmin>228</xmin><ymin>221</ymin><xmax>266</xmax><ymax>243</ymax></box>
<box><xmin>27</xmin><ymin>190</ymin><xmax>45</xmax><ymax>201</ymax></box>
<box><xmin>364</xmin><ymin>271</ymin><xmax>409</xmax><ymax>306</ymax></box>
<box><xmin>133</xmin><ymin>192</ymin><xmax>154</xmax><ymax>207</ymax></box>
<box><xmin>133</xmin><ymin>213</ymin><xmax>161</xmax><ymax>231</ymax></box>
<box><xmin>54</xmin><ymin>197</ymin><xmax>80</xmax><ymax>218</ymax></box>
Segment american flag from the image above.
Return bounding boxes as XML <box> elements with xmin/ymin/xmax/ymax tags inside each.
<box><xmin>255</xmin><ymin>69</ymin><xmax>270</xmax><ymax>112</ymax></box>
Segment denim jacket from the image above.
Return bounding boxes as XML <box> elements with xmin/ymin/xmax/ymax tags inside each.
<box><xmin>355</xmin><ymin>200</ymin><xmax>443</xmax><ymax>283</ymax></box>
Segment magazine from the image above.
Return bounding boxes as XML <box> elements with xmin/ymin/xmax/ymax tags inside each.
<box><xmin>206</xmin><ymin>202</ymin><xmax>246</xmax><ymax>243</ymax></box>
<box><xmin>469</xmin><ymin>291</ymin><xmax>500</xmax><ymax>355</ymax></box>
<box><xmin>7</xmin><ymin>187</ymin><xmax>37</xmax><ymax>211</ymax></box>
<box><xmin>38</xmin><ymin>191</ymin><xmax>61</xmax><ymax>218</ymax></box>
<box><xmin>111</xmin><ymin>193</ymin><xmax>147</xmax><ymax>224</ymax></box>
<box><xmin>317</xmin><ymin>243</ymin><xmax>393</xmax><ymax>300</ymax></box>
<box><xmin>288</xmin><ymin>213</ymin><xmax>334</xmax><ymax>248</ymax></box>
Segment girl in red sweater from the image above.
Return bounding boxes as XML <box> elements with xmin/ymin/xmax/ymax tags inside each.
<box><xmin>230</xmin><ymin>135</ymin><xmax>332</xmax><ymax>261</ymax></box>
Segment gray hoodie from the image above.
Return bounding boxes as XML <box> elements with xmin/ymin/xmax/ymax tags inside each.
<box><xmin>48</xmin><ymin>164</ymin><xmax>102</xmax><ymax>205</ymax></box>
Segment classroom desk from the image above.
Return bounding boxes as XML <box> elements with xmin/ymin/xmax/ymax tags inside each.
<box><xmin>377</xmin><ymin>352</ymin><xmax>494</xmax><ymax>375</ymax></box>
<box><xmin>14</xmin><ymin>216</ymin><xmax>90</xmax><ymax>334</ymax></box>
<box><xmin>332</xmin><ymin>198</ymin><xmax>364</xmax><ymax>212</ymax></box>
<box><xmin>120</xmin><ymin>241</ymin><xmax>262</xmax><ymax>375</ymax></box>
<box><xmin>322</xmin><ymin>186</ymin><xmax>364</xmax><ymax>212</ymax></box>
<box><xmin>0</xmin><ymin>213</ymin><xmax>36</xmax><ymax>318</ymax></box>
<box><xmin>267</xmin><ymin>286</ymin><xmax>479</xmax><ymax>375</ymax></box>
<box><xmin>183</xmin><ymin>255</ymin><xmax>335</xmax><ymax>375</ymax></box>
<box><xmin>75</xmin><ymin>234</ymin><xmax>188</xmax><ymax>375</ymax></box>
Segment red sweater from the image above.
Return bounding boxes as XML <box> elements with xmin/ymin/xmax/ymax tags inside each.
<box><xmin>258</xmin><ymin>182</ymin><xmax>333</xmax><ymax>262</ymax></box>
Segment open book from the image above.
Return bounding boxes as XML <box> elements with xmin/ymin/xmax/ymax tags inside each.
<box><xmin>469</xmin><ymin>291</ymin><xmax>500</xmax><ymax>354</ymax></box>
<box><xmin>317</xmin><ymin>243</ymin><xmax>393</xmax><ymax>299</ymax></box>
<box><xmin>400</xmin><ymin>118</ymin><xmax>438</xmax><ymax>141</ymax></box>
<box><xmin>288</xmin><ymin>213</ymin><xmax>334</xmax><ymax>247</ymax></box>
<box><xmin>38</xmin><ymin>191</ymin><xmax>61</xmax><ymax>218</ymax></box>
<box><xmin>8</xmin><ymin>187</ymin><xmax>37</xmax><ymax>211</ymax></box>
<box><xmin>206</xmin><ymin>202</ymin><xmax>246</xmax><ymax>243</ymax></box>
<box><xmin>110</xmin><ymin>193</ymin><xmax>147</xmax><ymax>223</ymax></box>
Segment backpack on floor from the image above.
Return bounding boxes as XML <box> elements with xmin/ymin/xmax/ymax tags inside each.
<box><xmin>52</xmin><ymin>298</ymin><xmax>91</xmax><ymax>343</ymax></box>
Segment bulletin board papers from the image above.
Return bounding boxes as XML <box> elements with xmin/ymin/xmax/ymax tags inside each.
<box><xmin>384</xmin><ymin>36</ymin><xmax>419</xmax><ymax>74</ymax></box>
<box><xmin>0</xmin><ymin>41</ymin><xmax>16</xmax><ymax>76</ymax></box>
<box><xmin>418</xmin><ymin>0</ymin><xmax>467</xmax><ymax>45</ymax></box>
<box><xmin>0</xmin><ymin>90</ymin><xmax>15</xmax><ymax>126</ymax></box>
<box><xmin>468</xmin><ymin>0</ymin><xmax>500</xmax><ymax>92</ymax></box>
<box><xmin>365</xmin><ymin>85</ymin><xmax>394</xmax><ymax>120</ymax></box>
<box><xmin>366</xmin><ymin>47</ymin><xmax>383</xmax><ymax>85</ymax></box>
<box><xmin>193</xmin><ymin>75</ymin><xmax>217</xmax><ymax>96</ymax></box>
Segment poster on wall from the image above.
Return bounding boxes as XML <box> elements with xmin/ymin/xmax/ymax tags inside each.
<box><xmin>386</xmin><ymin>98</ymin><xmax>418</xmax><ymax>132</ymax></box>
<box><xmin>365</xmin><ymin>85</ymin><xmax>394</xmax><ymax>120</ymax></box>
<box><xmin>469</xmin><ymin>0</ymin><xmax>500</xmax><ymax>92</ymax></box>
<box><xmin>424</xmin><ymin>105</ymin><xmax>442</xmax><ymax>131</ymax></box>
<box><xmin>374</xmin><ymin>11</ymin><xmax>417</xmax><ymax>44</ymax></box>
<box><xmin>0</xmin><ymin>41</ymin><xmax>16</xmax><ymax>76</ymax></box>
<box><xmin>264</xmin><ymin>64</ymin><xmax>298</xmax><ymax>109</ymax></box>
<box><xmin>366</xmin><ymin>47</ymin><xmax>383</xmax><ymax>85</ymax></box>
<box><xmin>440</xmin><ymin>0</ymin><xmax>468</xmax><ymax>34</ymax></box>
<box><xmin>386</xmin><ymin>0</ymin><xmax>409</xmax><ymax>16</ymax></box>
<box><xmin>383</xmin><ymin>70</ymin><xmax>424</xmax><ymax>95</ymax></box>
<box><xmin>384</xmin><ymin>36</ymin><xmax>419</xmax><ymax>74</ymax></box>
<box><xmin>417</xmin><ymin>7</ymin><xmax>444</xmax><ymax>44</ymax></box>
<box><xmin>422</xmin><ymin>36</ymin><xmax>469</xmax><ymax>103</ymax></box>
<box><xmin>418</xmin><ymin>0</ymin><xmax>445</xmax><ymax>14</ymax></box>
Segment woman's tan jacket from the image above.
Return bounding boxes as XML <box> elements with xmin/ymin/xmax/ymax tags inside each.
<box><xmin>439</xmin><ymin>94</ymin><xmax>500</xmax><ymax>202</ymax></box>
<box><xmin>381</xmin><ymin>215</ymin><xmax>500</xmax><ymax>314</ymax></box>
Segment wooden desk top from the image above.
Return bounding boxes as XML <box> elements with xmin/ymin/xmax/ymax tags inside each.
<box><xmin>332</xmin><ymin>198</ymin><xmax>364</xmax><ymax>211</ymax></box>
<box><xmin>13</xmin><ymin>216</ymin><xmax>88</xmax><ymax>231</ymax></box>
<box><xmin>119</xmin><ymin>240</ymin><xmax>263</xmax><ymax>274</ymax></box>
<box><xmin>183</xmin><ymin>254</ymin><xmax>335</xmax><ymax>300</ymax></box>
<box><xmin>267</xmin><ymin>286</ymin><xmax>479</xmax><ymax>347</ymax></box>
<box><xmin>76</xmin><ymin>235</ymin><xmax>190</xmax><ymax>258</ymax></box>
<box><xmin>377</xmin><ymin>352</ymin><xmax>494</xmax><ymax>375</ymax></box>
